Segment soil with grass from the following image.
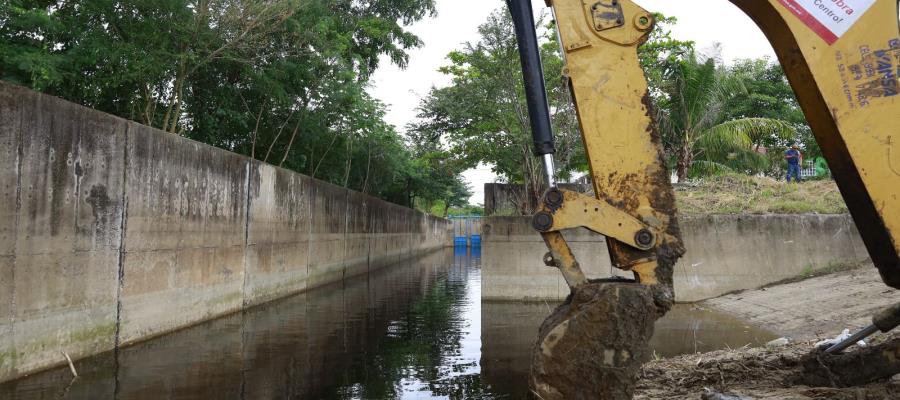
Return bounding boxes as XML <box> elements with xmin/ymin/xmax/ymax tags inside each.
<box><xmin>635</xmin><ymin>332</ymin><xmax>900</xmax><ymax>399</ymax></box>
<box><xmin>635</xmin><ymin>266</ymin><xmax>900</xmax><ymax>399</ymax></box>
<box><xmin>675</xmin><ymin>174</ymin><xmax>847</xmax><ymax>215</ymax></box>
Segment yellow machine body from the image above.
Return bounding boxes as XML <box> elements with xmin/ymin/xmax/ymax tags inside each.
<box><xmin>529</xmin><ymin>1</ymin><xmax>899</xmax><ymax>397</ymax></box>
<box><xmin>538</xmin><ymin>0</ymin><xmax>900</xmax><ymax>291</ymax></box>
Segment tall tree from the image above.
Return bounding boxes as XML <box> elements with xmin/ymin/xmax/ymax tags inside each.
<box><xmin>723</xmin><ymin>57</ymin><xmax>820</xmax><ymax>170</ymax></box>
<box><xmin>1</xmin><ymin>0</ymin><xmax>445</xmax><ymax>206</ymax></box>
<box><xmin>638</xmin><ymin>13</ymin><xmax>694</xmax><ymax>99</ymax></box>
<box><xmin>409</xmin><ymin>9</ymin><xmax>692</xmax><ymax>214</ymax></box>
<box><xmin>657</xmin><ymin>51</ymin><xmax>797</xmax><ymax>181</ymax></box>
<box><xmin>408</xmin><ymin>10</ymin><xmax>580</xmax><ymax>214</ymax></box>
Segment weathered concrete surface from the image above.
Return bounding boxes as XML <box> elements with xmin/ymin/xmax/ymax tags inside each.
<box><xmin>482</xmin><ymin>216</ymin><xmax>618</xmax><ymax>301</ymax></box>
<box><xmin>676</xmin><ymin>214</ymin><xmax>869</xmax><ymax>301</ymax></box>
<box><xmin>119</xmin><ymin>122</ymin><xmax>250</xmax><ymax>345</ymax></box>
<box><xmin>0</xmin><ymin>83</ymin><xmax>125</xmax><ymax>382</ymax></box>
<box><xmin>243</xmin><ymin>164</ymin><xmax>312</xmax><ymax>307</ymax></box>
<box><xmin>483</xmin><ymin>183</ymin><xmax>588</xmax><ymax>216</ymax></box>
<box><xmin>706</xmin><ymin>266</ymin><xmax>900</xmax><ymax>341</ymax></box>
<box><xmin>0</xmin><ymin>249</ymin><xmax>452</xmax><ymax>398</ymax></box>
<box><xmin>483</xmin><ymin>214</ymin><xmax>869</xmax><ymax>302</ymax></box>
<box><xmin>0</xmin><ymin>82</ymin><xmax>450</xmax><ymax>382</ymax></box>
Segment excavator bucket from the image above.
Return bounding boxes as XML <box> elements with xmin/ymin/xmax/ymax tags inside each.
<box><xmin>530</xmin><ymin>282</ymin><xmax>664</xmax><ymax>399</ymax></box>
<box><xmin>507</xmin><ymin>0</ymin><xmax>684</xmax><ymax>397</ymax></box>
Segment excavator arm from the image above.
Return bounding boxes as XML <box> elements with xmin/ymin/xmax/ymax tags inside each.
<box><xmin>730</xmin><ymin>0</ymin><xmax>900</xmax><ymax>288</ymax></box>
<box><xmin>506</xmin><ymin>0</ymin><xmax>900</xmax><ymax>398</ymax></box>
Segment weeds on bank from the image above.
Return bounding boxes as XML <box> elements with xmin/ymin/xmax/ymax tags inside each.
<box><xmin>674</xmin><ymin>173</ymin><xmax>847</xmax><ymax>215</ymax></box>
<box><xmin>764</xmin><ymin>259</ymin><xmax>869</xmax><ymax>288</ymax></box>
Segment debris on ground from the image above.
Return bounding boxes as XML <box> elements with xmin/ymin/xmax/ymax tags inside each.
<box><xmin>765</xmin><ymin>337</ymin><xmax>793</xmax><ymax>348</ymax></box>
<box><xmin>635</xmin><ymin>331</ymin><xmax>900</xmax><ymax>399</ymax></box>
<box><xmin>701</xmin><ymin>389</ymin><xmax>754</xmax><ymax>400</ymax></box>
<box><xmin>813</xmin><ymin>329</ymin><xmax>867</xmax><ymax>350</ymax></box>
<box><xmin>797</xmin><ymin>335</ymin><xmax>900</xmax><ymax>388</ymax></box>
<box><xmin>637</xmin><ymin>258</ymin><xmax>900</xmax><ymax>399</ymax></box>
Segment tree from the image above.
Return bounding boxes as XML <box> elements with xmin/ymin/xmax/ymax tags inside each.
<box><xmin>409</xmin><ymin>10</ymin><xmax>695</xmax><ymax>214</ymax></box>
<box><xmin>723</xmin><ymin>58</ymin><xmax>811</xmax><ymax>147</ymax></box>
<box><xmin>408</xmin><ymin>10</ymin><xmax>582</xmax><ymax>214</ymax></box>
<box><xmin>721</xmin><ymin>58</ymin><xmax>822</xmax><ymax>175</ymax></box>
<box><xmin>439</xmin><ymin>180</ymin><xmax>472</xmax><ymax>217</ymax></box>
<box><xmin>656</xmin><ymin>51</ymin><xmax>797</xmax><ymax>181</ymax></box>
<box><xmin>1</xmin><ymin>0</ymin><xmax>447</xmax><ymax>206</ymax></box>
<box><xmin>638</xmin><ymin>13</ymin><xmax>694</xmax><ymax>100</ymax></box>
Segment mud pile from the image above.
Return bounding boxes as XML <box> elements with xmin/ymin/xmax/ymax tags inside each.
<box><xmin>635</xmin><ymin>332</ymin><xmax>900</xmax><ymax>399</ymax></box>
<box><xmin>531</xmin><ymin>282</ymin><xmax>666</xmax><ymax>399</ymax></box>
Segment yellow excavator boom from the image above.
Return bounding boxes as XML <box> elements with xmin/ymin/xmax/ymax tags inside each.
<box><xmin>507</xmin><ymin>0</ymin><xmax>899</xmax><ymax>397</ymax></box>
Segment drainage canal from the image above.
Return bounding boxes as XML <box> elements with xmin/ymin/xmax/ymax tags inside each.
<box><xmin>1</xmin><ymin>247</ymin><xmax>775</xmax><ymax>399</ymax></box>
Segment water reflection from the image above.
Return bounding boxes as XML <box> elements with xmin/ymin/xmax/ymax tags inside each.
<box><xmin>480</xmin><ymin>302</ymin><xmax>777</xmax><ymax>399</ymax></box>
<box><xmin>2</xmin><ymin>246</ymin><xmax>773</xmax><ymax>400</ymax></box>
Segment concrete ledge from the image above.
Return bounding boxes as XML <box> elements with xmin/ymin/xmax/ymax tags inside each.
<box><xmin>0</xmin><ymin>82</ymin><xmax>452</xmax><ymax>382</ymax></box>
<box><xmin>482</xmin><ymin>214</ymin><xmax>869</xmax><ymax>302</ymax></box>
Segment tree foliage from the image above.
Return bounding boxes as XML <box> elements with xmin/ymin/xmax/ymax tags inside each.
<box><xmin>408</xmin><ymin>10</ymin><xmax>586</xmax><ymax>214</ymax></box>
<box><xmin>409</xmin><ymin>9</ymin><xmax>695</xmax><ymax>214</ymax></box>
<box><xmin>0</xmin><ymin>0</ymin><xmax>473</xmax><ymax>209</ymax></box>
<box><xmin>656</xmin><ymin>51</ymin><xmax>798</xmax><ymax>181</ymax></box>
<box><xmin>722</xmin><ymin>58</ymin><xmax>819</xmax><ymax>173</ymax></box>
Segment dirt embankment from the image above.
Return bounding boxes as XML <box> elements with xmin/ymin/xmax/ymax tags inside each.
<box><xmin>635</xmin><ymin>266</ymin><xmax>900</xmax><ymax>399</ymax></box>
<box><xmin>675</xmin><ymin>174</ymin><xmax>847</xmax><ymax>215</ymax></box>
<box><xmin>635</xmin><ymin>332</ymin><xmax>900</xmax><ymax>399</ymax></box>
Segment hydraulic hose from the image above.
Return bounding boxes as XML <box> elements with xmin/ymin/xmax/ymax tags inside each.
<box><xmin>506</xmin><ymin>0</ymin><xmax>557</xmax><ymax>185</ymax></box>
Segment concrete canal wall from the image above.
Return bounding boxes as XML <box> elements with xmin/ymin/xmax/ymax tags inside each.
<box><xmin>482</xmin><ymin>214</ymin><xmax>869</xmax><ymax>302</ymax></box>
<box><xmin>0</xmin><ymin>82</ymin><xmax>450</xmax><ymax>382</ymax></box>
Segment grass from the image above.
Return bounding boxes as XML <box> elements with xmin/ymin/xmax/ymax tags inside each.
<box><xmin>674</xmin><ymin>173</ymin><xmax>848</xmax><ymax>215</ymax></box>
<box><xmin>759</xmin><ymin>259</ymin><xmax>869</xmax><ymax>288</ymax></box>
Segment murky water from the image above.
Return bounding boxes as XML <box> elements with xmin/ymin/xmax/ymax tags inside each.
<box><xmin>2</xmin><ymin>247</ymin><xmax>775</xmax><ymax>399</ymax></box>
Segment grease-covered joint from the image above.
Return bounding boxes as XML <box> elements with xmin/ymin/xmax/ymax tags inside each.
<box><xmin>533</xmin><ymin>211</ymin><xmax>554</xmax><ymax>232</ymax></box>
<box><xmin>634</xmin><ymin>228</ymin><xmax>655</xmax><ymax>249</ymax></box>
<box><xmin>543</xmin><ymin>187</ymin><xmax>564</xmax><ymax>211</ymax></box>
<box><xmin>533</xmin><ymin>188</ymin><xmax>657</xmax><ymax>252</ymax></box>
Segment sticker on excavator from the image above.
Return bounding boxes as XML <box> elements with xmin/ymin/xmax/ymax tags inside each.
<box><xmin>835</xmin><ymin>39</ymin><xmax>899</xmax><ymax>108</ymax></box>
<box><xmin>777</xmin><ymin>0</ymin><xmax>876</xmax><ymax>44</ymax></box>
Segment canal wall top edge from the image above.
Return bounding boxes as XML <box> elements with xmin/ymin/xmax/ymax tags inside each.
<box><xmin>0</xmin><ymin>81</ymin><xmax>452</xmax><ymax>383</ymax></box>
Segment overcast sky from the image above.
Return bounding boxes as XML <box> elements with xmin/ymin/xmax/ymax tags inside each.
<box><xmin>368</xmin><ymin>0</ymin><xmax>778</xmax><ymax>205</ymax></box>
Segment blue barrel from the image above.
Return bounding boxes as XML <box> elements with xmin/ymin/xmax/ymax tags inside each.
<box><xmin>454</xmin><ymin>236</ymin><xmax>468</xmax><ymax>247</ymax></box>
<box><xmin>469</xmin><ymin>234</ymin><xmax>481</xmax><ymax>247</ymax></box>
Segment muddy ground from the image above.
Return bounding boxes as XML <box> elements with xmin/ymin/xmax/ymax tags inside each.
<box><xmin>635</xmin><ymin>332</ymin><xmax>900</xmax><ymax>399</ymax></box>
<box><xmin>635</xmin><ymin>266</ymin><xmax>900</xmax><ymax>399</ymax></box>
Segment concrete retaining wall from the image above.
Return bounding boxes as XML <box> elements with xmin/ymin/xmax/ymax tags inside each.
<box><xmin>482</xmin><ymin>214</ymin><xmax>869</xmax><ymax>302</ymax></box>
<box><xmin>483</xmin><ymin>183</ymin><xmax>588</xmax><ymax>216</ymax></box>
<box><xmin>0</xmin><ymin>82</ymin><xmax>450</xmax><ymax>382</ymax></box>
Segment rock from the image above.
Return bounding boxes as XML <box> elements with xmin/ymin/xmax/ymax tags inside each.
<box><xmin>765</xmin><ymin>337</ymin><xmax>792</xmax><ymax>348</ymax></box>
<box><xmin>701</xmin><ymin>388</ymin><xmax>754</xmax><ymax>400</ymax></box>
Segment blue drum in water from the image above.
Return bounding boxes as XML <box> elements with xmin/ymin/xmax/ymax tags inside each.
<box><xmin>469</xmin><ymin>234</ymin><xmax>481</xmax><ymax>247</ymax></box>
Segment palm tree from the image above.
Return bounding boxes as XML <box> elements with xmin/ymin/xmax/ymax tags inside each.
<box><xmin>657</xmin><ymin>50</ymin><xmax>796</xmax><ymax>182</ymax></box>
